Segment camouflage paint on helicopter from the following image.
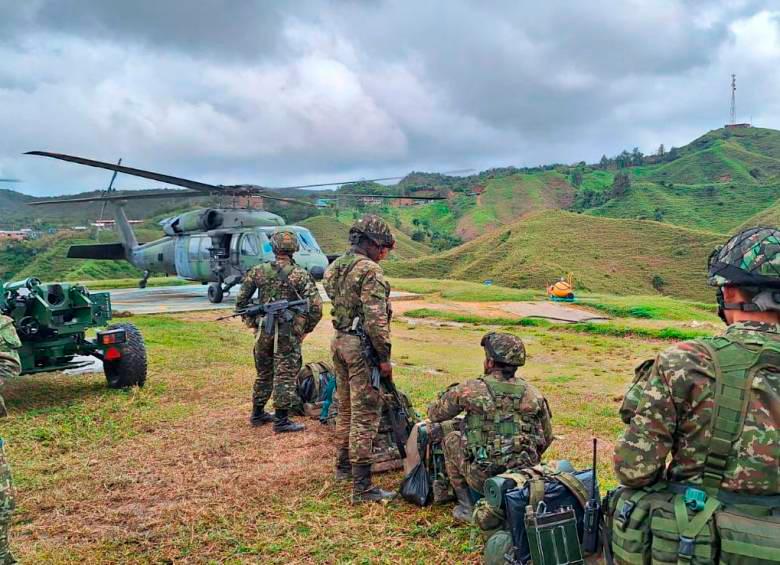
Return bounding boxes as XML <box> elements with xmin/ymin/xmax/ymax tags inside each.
<box><xmin>68</xmin><ymin>204</ymin><xmax>328</xmax><ymax>303</ymax></box>
<box><xmin>26</xmin><ymin>150</ymin><xmax>449</xmax><ymax>302</ymax></box>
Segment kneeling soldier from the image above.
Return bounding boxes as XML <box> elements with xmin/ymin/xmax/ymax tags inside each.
<box><xmin>428</xmin><ymin>332</ymin><xmax>553</xmax><ymax>522</ymax></box>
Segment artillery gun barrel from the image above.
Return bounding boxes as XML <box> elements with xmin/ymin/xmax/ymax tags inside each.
<box><xmin>3</xmin><ymin>278</ymin><xmax>42</xmax><ymax>292</ymax></box>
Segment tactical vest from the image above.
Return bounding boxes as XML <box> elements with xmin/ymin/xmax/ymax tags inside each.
<box><xmin>258</xmin><ymin>261</ymin><xmax>299</xmax><ymax>301</ymax></box>
<box><xmin>607</xmin><ymin>328</ymin><xmax>780</xmax><ymax>565</ymax></box>
<box><xmin>464</xmin><ymin>377</ymin><xmax>538</xmax><ymax>470</ymax></box>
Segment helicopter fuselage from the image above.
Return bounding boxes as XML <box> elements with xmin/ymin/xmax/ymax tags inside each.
<box><xmin>129</xmin><ymin>225</ymin><xmax>329</xmax><ymax>283</ymax></box>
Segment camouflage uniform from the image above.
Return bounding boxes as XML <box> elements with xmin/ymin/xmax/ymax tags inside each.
<box><xmin>324</xmin><ymin>249</ymin><xmax>392</xmax><ymax>464</ymax></box>
<box><xmin>614</xmin><ymin>321</ymin><xmax>779</xmax><ymax>493</ymax></box>
<box><xmin>323</xmin><ymin>215</ymin><xmax>397</xmax><ymax>502</ymax></box>
<box><xmin>0</xmin><ymin>315</ymin><xmax>20</xmax><ymax>564</ymax></box>
<box><xmin>427</xmin><ymin>333</ymin><xmax>553</xmax><ymax>495</ymax></box>
<box><xmin>235</xmin><ymin>231</ymin><xmax>323</xmax><ymax>414</ymax></box>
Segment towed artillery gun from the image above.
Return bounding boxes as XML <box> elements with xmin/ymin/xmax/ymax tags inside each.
<box><xmin>1</xmin><ymin>277</ymin><xmax>147</xmax><ymax>388</ymax></box>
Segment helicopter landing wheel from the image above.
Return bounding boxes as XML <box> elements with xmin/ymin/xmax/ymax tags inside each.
<box><xmin>208</xmin><ymin>283</ymin><xmax>224</xmax><ymax>304</ymax></box>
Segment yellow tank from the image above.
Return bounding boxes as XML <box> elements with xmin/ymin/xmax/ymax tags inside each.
<box><xmin>547</xmin><ymin>273</ymin><xmax>575</xmax><ymax>301</ymax></box>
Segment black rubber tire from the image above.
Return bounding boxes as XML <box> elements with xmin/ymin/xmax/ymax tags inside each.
<box><xmin>208</xmin><ymin>283</ymin><xmax>224</xmax><ymax>303</ymax></box>
<box><xmin>138</xmin><ymin>280</ymin><xmax>147</xmax><ymax>289</ymax></box>
<box><xmin>103</xmin><ymin>323</ymin><xmax>147</xmax><ymax>389</ymax></box>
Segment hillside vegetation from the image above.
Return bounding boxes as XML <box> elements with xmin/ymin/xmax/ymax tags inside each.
<box><xmin>298</xmin><ymin>214</ymin><xmax>431</xmax><ymax>260</ymax></box>
<box><xmin>384</xmin><ymin>210</ymin><xmax>722</xmax><ymax>301</ymax></box>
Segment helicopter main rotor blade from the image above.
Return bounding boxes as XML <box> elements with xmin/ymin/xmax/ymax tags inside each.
<box><xmin>269</xmin><ymin>168</ymin><xmax>474</xmax><ymax>191</ymax></box>
<box><xmin>29</xmin><ymin>190</ymin><xmax>212</xmax><ymax>205</ymax></box>
<box><xmin>335</xmin><ymin>193</ymin><xmax>445</xmax><ymax>200</ymax></box>
<box><xmin>26</xmin><ymin>151</ymin><xmax>221</xmax><ymax>193</ymax></box>
<box><xmin>0</xmin><ymin>178</ymin><xmax>21</xmax><ymax>183</ymax></box>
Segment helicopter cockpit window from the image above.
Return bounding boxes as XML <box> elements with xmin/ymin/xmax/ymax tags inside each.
<box><xmin>241</xmin><ymin>233</ymin><xmax>260</xmax><ymax>256</ymax></box>
<box><xmin>297</xmin><ymin>231</ymin><xmax>321</xmax><ymax>252</ymax></box>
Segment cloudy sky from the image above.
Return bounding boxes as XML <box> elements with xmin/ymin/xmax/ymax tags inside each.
<box><xmin>1</xmin><ymin>0</ymin><xmax>779</xmax><ymax>196</ymax></box>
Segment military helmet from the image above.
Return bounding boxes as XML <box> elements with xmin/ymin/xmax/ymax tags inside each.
<box><xmin>270</xmin><ymin>230</ymin><xmax>299</xmax><ymax>254</ymax></box>
<box><xmin>708</xmin><ymin>227</ymin><xmax>780</xmax><ymax>288</ymax></box>
<box><xmin>349</xmin><ymin>214</ymin><xmax>395</xmax><ymax>248</ymax></box>
<box><xmin>481</xmin><ymin>332</ymin><xmax>526</xmax><ymax>367</ymax></box>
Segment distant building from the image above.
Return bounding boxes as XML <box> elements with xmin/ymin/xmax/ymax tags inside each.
<box><xmin>725</xmin><ymin>123</ymin><xmax>751</xmax><ymax>129</ymax></box>
<box><xmin>0</xmin><ymin>230</ymin><xmax>29</xmax><ymax>241</ymax></box>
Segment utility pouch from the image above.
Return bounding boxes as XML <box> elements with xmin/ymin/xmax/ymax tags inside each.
<box><xmin>473</xmin><ymin>497</ymin><xmax>505</xmax><ymax>534</ymax></box>
<box><xmin>525</xmin><ymin>502</ymin><xmax>584</xmax><ymax>565</ymax></box>
<box><xmin>607</xmin><ymin>486</ymin><xmax>670</xmax><ymax>565</ymax></box>
<box><xmin>715</xmin><ymin>509</ymin><xmax>780</xmax><ymax>564</ymax></box>
<box><xmin>649</xmin><ymin>495</ymin><xmax>718</xmax><ymax>564</ymax></box>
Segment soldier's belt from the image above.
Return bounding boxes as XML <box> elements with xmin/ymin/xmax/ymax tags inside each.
<box><xmin>666</xmin><ymin>482</ymin><xmax>780</xmax><ymax>507</ymax></box>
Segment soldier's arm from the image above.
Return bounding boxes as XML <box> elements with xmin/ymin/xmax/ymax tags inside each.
<box><xmin>613</xmin><ymin>350</ymin><xmax>677</xmax><ymax>487</ymax></box>
<box><xmin>360</xmin><ymin>269</ymin><xmax>391</xmax><ymax>362</ymax></box>
<box><xmin>298</xmin><ymin>273</ymin><xmax>323</xmax><ymax>335</ymax></box>
<box><xmin>234</xmin><ymin>272</ymin><xmax>257</xmax><ymax>310</ymax></box>
<box><xmin>539</xmin><ymin>397</ymin><xmax>554</xmax><ymax>453</ymax></box>
<box><xmin>427</xmin><ymin>383</ymin><xmax>466</xmax><ymax>423</ymax></box>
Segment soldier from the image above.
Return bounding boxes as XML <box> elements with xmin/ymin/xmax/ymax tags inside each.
<box><xmin>0</xmin><ymin>314</ymin><xmax>21</xmax><ymax>564</ymax></box>
<box><xmin>323</xmin><ymin>214</ymin><xmax>396</xmax><ymax>503</ymax></box>
<box><xmin>428</xmin><ymin>332</ymin><xmax>554</xmax><ymax>522</ymax></box>
<box><xmin>614</xmin><ymin>227</ymin><xmax>780</xmax><ymax>493</ymax></box>
<box><xmin>235</xmin><ymin>230</ymin><xmax>323</xmax><ymax>433</ymax></box>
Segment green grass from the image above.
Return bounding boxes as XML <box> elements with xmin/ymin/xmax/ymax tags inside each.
<box><xmin>578</xmin><ymin>294</ymin><xmax>718</xmax><ymax>322</ymax></box>
<box><xmin>403</xmin><ymin>307</ymin><xmax>711</xmax><ymax>340</ymax></box>
<box><xmin>390</xmin><ymin>278</ymin><xmax>541</xmax><ymax>301</ymax></box>
<box><xmin>78</xmin><ymin>277</ymin><xmax>191</xmax><ymax>290</ymax></box>
<box><xmin>385</xmin><ymin>211</ymin><xmax>723</xmax><ymax>302</ymax></box>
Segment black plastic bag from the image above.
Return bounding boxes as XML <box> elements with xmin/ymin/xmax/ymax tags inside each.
<box><xmin>400</xmin><ymin>461</ymin><xmax>432</xmax><ymax>506</ymax></box>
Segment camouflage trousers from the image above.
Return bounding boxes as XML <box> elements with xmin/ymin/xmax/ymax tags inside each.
<box><xmin>332</xmin><ymin>332</ymin><xmax>383</xmax><ymax>465</ymax></box>
<box><xmin>443</xmin><ymin>430</ymin><xmax>499</xmax><ymax>495</ymax></box>
<box><xmin>0</xmin><ymin>439</ymin><xmax>15</xmax><ymax>565</ymax></box>
<box><xmin>253</xmin><ymin>330</ymin><xmax>303</xmax><ymax>412</ymax></box>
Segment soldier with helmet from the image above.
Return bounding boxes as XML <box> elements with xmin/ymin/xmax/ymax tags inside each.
<box><xmin>235</xmin><ymin>230</ymin><xmax>323</xmax><ymax>433</ymax></box>
<box><xmin>0</xmin><ymin>314</ymin><xmax>21</xmax><ymax>563</ymax></box>
<box><xmin>610</xmin><ymin>227</ymin><xmax>780</xmax><ymax>563</ymax></box>
<box><xmin>427</xmin><ymin>332</ymin><xmax>554</xmax><ymax>522</ymax></box>
<box><xmin>323</xmin><ymin>214</ymin><xmax>397</xmax><ymax>503</ymax></box>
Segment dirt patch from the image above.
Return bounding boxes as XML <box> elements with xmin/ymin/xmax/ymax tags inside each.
<box><xmin>394</xmin><ymin>299</ymin><xmax>608</xmax><ymax>323</ymax></box>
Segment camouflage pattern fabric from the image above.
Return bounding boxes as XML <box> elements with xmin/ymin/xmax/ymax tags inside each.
<box><xmin>324</xmin><ymin>248</ymin><xmax>393</xmax><ymax>465</ymax></box>
<box><xmin>236</xmin><ymin>256</ymin><xmax>323</xmax><ymax>411</ymax></box>
<box><xmin>323</xmin><ymin>250</ymin><xmax>392</xmax><ymax>361</ymax></box>
<box><xmin>332</xmin><ymin>332</ymin><xmax>383</xmax><ymax>465</ymax></box>
<box><xmin>708</xmin><ymin>227</ymin><xmax>780</xmax><ymax>287</ymax></box>
<box><xmin>349</xmin><ymin>214</ymin><xmax>395</xmax><ymax>249</ymax></box>
<box><xmin>270</xmin><ymin>230</ymin><xmax>299</xmax><ymax>254</ymax></box>
<box><xmin>0</xmin><ymin>315</ymin><xmax>20</xmax><ymax>564</ymax></box>
<box><xmin>481</xmin><ymin>332</ymin><xmax>526</xmax><ymax>366</ymax></box>
<box><xmin>428</xmin><ymin>372</ymin><xmax>554</xmax><ymax>494</ymax></box>
<box><xmin>0</xmin><ymin>316</ymin><xmax>22</xmax><ymax>418</ymax></box>
<box><xmin>614</xmin><ymin>321</ymin><xmax>780</xmax><ymax>494</ymax></box>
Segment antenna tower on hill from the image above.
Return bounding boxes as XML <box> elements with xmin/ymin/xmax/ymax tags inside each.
<box><xmin>730</xmin><ymin>74</ymin><xmax>737</xmax><ymax>125</ymax></box>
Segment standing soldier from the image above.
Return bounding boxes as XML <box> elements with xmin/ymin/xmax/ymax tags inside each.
<box><xmin>610</xmin><ymin>227</ymin><xmax>780</xmax><ymax>563</ymax></box>
<box><xmin>324</xmin><ymin>215</ymin><xmax>396</xmax><ymax>503</ymax></box>
<box><xmin>235</xmin><ymin>230</ymin><xmax>323</xmax><ymax>433</ymax></box>
<box><xmin>428</xmin><ymin>332</ymin><xmax>553</xmax><ymax>522</ymax></box>
<box><xmin>0</xmin><ymin>314</ymin><xmax>21</xmax><ymax>564</ymax></box>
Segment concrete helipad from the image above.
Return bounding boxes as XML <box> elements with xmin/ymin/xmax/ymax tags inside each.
<box><xmin>107</xmin><ymin>283</ymin><xmax>418</xmax><ymax>315</ymax></box>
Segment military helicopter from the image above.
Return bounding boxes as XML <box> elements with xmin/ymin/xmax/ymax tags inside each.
<box><xmin>27</xmin><ymin>152</ymin><xmax>446</xmax><ymax>303</ymax></box>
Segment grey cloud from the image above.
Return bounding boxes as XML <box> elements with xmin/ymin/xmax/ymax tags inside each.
<box><xmin>1</xmin><ymin>1</ymin><xmax>780</xmax><ymax>196</ymax></box>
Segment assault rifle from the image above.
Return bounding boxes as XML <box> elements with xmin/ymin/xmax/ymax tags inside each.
<box><xmin>217</xmin><ymin>299</ymin><xmax>309</xmax><ymax>336</ymax></box>
<box><xmin>352</xmin><ymin>318</ymin><xmax>410</xmax><ymax>459</ymax></box>
<box><xmin>582</xmin><ymin>437</ymin><xmax>601</xmax><ymax>554</ymax></box>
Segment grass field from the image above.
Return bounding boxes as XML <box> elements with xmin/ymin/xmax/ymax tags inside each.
<box><xmin>1</xmin><ymin>280</ymin><xmax>720</xmax><ymax>563</ymax></box>
<box><xmin>385</xmin><ymin>211</ymin><xmax>723</xmax><ymax>302</ymax></box>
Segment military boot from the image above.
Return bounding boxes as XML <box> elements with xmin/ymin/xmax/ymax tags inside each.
<box><xmin>451</xmin><ymin>485</ymin><xmax>474</xmax><ymax>523</ymax></box>
<box><xmin>250</xmin><ymin>405</ymin><xmax>273</xmax><ymax>427</ymax></box>
<box><xmin>350</xmin><ymin>463</ymin><xmax>395</xmax><ymax>503</ymax></box>
<box><xmin>334</xmin><ymin>448</ymin><xmax>352</xmax><ymax>481</ymax></box>
<box><xmin>273</xmin><ymin>409</ymin><xmax>304</xmax><ymax>433</ymax></box>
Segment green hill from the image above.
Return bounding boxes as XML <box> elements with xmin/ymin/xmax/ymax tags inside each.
<box><xmin>297</xmin><ymin>215</ymin><xmax>432</xmax><ymax>260</ymax></box>
<box><xmin>737</xmin><ymin>198</ymin><xmax>780</xmax><ymax>230</ymax></box>
<box><xmin>384</xmin><ymin>210</ymin><xmax>723</xmax><ymax>302</ymax></box>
